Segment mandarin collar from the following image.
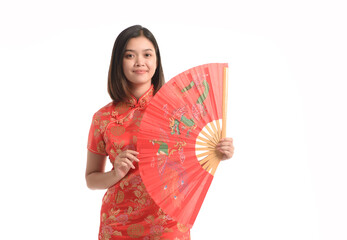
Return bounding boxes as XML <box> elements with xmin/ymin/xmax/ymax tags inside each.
<box><xmin>126</xmin><ymin>84</ymin><xmax>154</xmax><ymax>109</ymax></box>
<box><xmin>111</xmin><ymin>85</ymin><xmax>154</xmax><ymax>125</ymax></box>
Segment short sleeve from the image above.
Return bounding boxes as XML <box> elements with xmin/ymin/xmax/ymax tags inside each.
<box><xmin>87</xmin><ymin>113</ymin><xmax>107</xmax><ymax>156</ymax></box>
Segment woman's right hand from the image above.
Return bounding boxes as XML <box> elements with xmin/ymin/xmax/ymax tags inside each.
<box><xmin>113</xmin><ymin>150</ymin><xmax>139</xmax><ymax>179</ymax></box>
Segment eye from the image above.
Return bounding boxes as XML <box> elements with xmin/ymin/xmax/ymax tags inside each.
<box><xmin>145</xmin><ymin>53</ymin><xmax>152</xmax><ymax>58</ymax></box>
<box><xmin>124</xmin><ymin>53</ymin><xmax>134</xmax><ymax>59</ymax></box>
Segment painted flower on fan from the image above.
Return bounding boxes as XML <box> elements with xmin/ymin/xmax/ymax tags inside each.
<box><xmin>151</xmin><ymin>156</ymin><xmax>156</xmax><ymax>168</ymax></box>
<box><xmin>192</xmin><ymin>103</ymin><xmax>206</xmax><ymax>120</ymax></box>
<box><xmin>192</xmin><ymin>75</ymin><xmax>205</xmax><ymax>87</ymax></box>
<box><xmin>178</xmin><ymin>147</ymin><xmax>185</xmax><ymax>163</ymax></box>
<box><xmin>162</xmin><ymin>104</ymin><xmax>169</xmax><ymax>117</ymax></box>
<box><xmin>172</xmin><ymin>105</ymin><xmax>187</xmax><ymax>119</ymax></box>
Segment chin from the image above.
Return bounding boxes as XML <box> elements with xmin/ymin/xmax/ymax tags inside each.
<box><xmin>129</xmin><ymin>79</ymin><xmax>152</xmax><ymax>86</ymax></box>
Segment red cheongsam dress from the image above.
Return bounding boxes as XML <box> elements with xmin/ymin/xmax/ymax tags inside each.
<box><xmin>87</xmin><ymin>85</ymin><xmax>191</xmax><ymax>240</ymax></box>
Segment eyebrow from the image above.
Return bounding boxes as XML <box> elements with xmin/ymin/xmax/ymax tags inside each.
<box><xmin>124</xmin><ymin>49</ymin><xmax>154</xmax><ymax>52</ymax></box>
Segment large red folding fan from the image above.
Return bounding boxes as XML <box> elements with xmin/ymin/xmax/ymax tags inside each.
<box><xmin>137</xmin><ymin>63</ymin><xmax>229</xmax><ymax>228</ymax></box>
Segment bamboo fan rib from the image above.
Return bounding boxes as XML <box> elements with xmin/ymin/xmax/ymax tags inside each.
<box><xmin>195</xmin><ymin>66</ymin><xmax>228</xmax><ymax>176</ymax></box>
<box><xmin>222</xmin><ymin>67</ymin><xmax>228</xmax><ymax>138</ymax></box>
<box><xmin>195</xmin><ymin>120</ymin><xmax>222</xmax><ymax>175</ymax></box>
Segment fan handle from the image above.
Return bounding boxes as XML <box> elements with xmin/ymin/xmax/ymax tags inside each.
<box><xmin>222</xmin><ymin>67</ymin><xmax>229</xmax><ymax>138</ymax></box>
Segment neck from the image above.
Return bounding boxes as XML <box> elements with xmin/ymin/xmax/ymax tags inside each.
<box><xmin>129</xmin><ymin>82</ymin><xmax>152</xmax><ymax>100</ymax></box>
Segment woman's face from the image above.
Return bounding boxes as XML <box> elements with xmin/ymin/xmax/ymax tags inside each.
<box><xmin>122</xmin><ymin>36</ymin><xmax>157</xmax><ymax>89</ymax></box>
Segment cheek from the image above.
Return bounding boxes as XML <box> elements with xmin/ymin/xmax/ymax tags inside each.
<box><xmin>151</xmin><ymin>58</ymin><xmax>157</xmax><ymax>71</ymax></box>
<box><xmin>150</xmin><ymin>64</ymin><xmax>157</xmax><ymax>75</ymax></box>
<box><xmin>122</xmin><ymin>63</ymin><xmax>131</xmax><ymax>80</ymax></box>
<box><xmin>122</xmin><ymin>61</ymin><xmax>130</xmax><ymax>72</ymax></box>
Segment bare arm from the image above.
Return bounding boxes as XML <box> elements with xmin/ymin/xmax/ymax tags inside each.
<box><xmin>85</xmin><ymin>151</ymin><xmax>121</xmax><ymax>190</ymax></box>
<box><xmin>85</xmin><ymin>150</ymin><xmax>139</xmax><ymax>190</ymax></box>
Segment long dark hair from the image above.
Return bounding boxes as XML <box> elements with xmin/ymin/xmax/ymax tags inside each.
<box><xmin>107</xmin><ymin>25</ymin><xmax>165</xmax><ymax>102</ymax></box>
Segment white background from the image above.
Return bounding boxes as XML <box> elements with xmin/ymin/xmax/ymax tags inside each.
<box><xmin>1</xmin><ymin>0</ymin><xmax>346</xmax><ymax>239</ymax></box>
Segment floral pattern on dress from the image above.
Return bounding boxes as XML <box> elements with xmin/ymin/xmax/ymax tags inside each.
<box><xmin>88</xmin><ymin>85</ymin><xmax>191</xmax><ymax>240</ymax></box>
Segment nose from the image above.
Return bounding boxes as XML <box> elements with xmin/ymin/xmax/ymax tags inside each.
<box><xmin>135</xmin><ymin>56</ymin><xmax>145</xmax><ymax>67</ymax></box>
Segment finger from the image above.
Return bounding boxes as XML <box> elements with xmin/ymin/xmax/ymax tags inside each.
<box><xmin>114</xmin><ymin>154</ymin><xmax>136</xmax><ymax>168</ymax></box>
<box><xmin>119</xmin><ymin>150</ymin><xmax>139</xmax><ymax>160</ymax></box>
<box><xmin>124</xmin><ymin>150</ymin><xmax>139</xmax><ymax>155</ymax></box>
<box><xmin>123</xmin><ymin>152</ymin><xmax>140</xmax><ymax>162</ymax></box>
<box><xmin>217</xmin><ymin>143</ymin><xmax>234</xmax><ymax>149</ymax></box>
<box><xmin>217</xmin><ymin>138</ymin><xmax>233</xmax><ymax>146</ymax></box>
<box><xmin>120</xmin><ymin>158</ymin><xmax>136</xmax><ymax>169</ymax></box>
<box><xmin>217</xmin><ymin>141</ymin><xmax>232</xmax><ymax>147</ymax></box>
<box><xmin>221</xmin><ymin>151</ymin><xmax>233</xmax><ymax>159</ymax></box>
<box><xmin>217</xmin><ymin>147</ymin><xmax>234</xmax><ymax>152</ymax></box>
<box><xmin>117</xmin><ymin>161</ymin><xmax>131</xmax><ymax>169</ymax></box>
<box><xmin>117</xmin><ymin>152</ymin><xmax>137</xmax><ymax>161</ymax></box>
<box><xmin>216</xmin><ymin>143</ymin><xmax>233</xmax><ymax>149</ymax></box>
<box><xmin>219</xmin><ymin>137</ymin><xmax>233</xmax><ymax>142</ymax></box>
<box><xmin>218</xmin><ymin>148</ymin><xmax>233</xmax><ymax>155</ymax></box>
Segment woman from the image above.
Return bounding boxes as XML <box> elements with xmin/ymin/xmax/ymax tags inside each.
<box><xmin>86</xmin><ymin>25</ymin><xmax>234</xmax><ymax>240</ymax></box>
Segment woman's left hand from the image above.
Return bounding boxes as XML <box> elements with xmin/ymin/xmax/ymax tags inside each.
<box><xmin>216</xmin><ymin>138</ymin><xmax>234</xmax><ymax>160</ymax></box>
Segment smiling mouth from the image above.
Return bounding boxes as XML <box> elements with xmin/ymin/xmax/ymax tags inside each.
<box><xmin>134</xmin><ymin>70</ymin><xmax>147</xmax><ymax>74</ymax></box>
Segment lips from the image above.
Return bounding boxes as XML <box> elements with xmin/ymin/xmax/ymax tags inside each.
<box><xmin>133</xmin><ymin>70</ymin><xmax>147</xmax><ymax>74</ymax></box>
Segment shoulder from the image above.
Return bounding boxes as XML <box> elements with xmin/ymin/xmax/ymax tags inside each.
<box><xmin>93</xmin><ymin>102</ymin><xmax>116</xmax><ymax>119</ymax></box>
<box><xmin>90</xmin><ymin>102</ymin><xmax>118</xmax><ymax>132</ymax></box>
